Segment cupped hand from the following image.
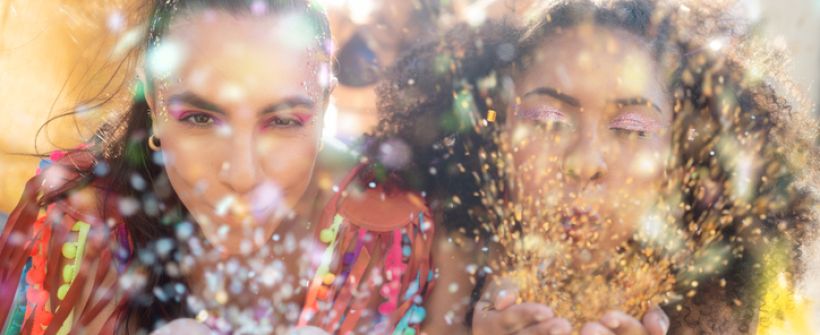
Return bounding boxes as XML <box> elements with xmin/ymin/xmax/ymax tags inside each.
<box><xmin>151</xmin><ymin>318</ymin><xmax>212</xmax><ymax>335</ymax></box>
<box><xmin>580</xmin><ymin>306</ymin><xmax>669</xmax><ymax>335</ymax></box>
<box><xmin>472</xmin><ymin>279</ymin><xmax>572</xmax><ymax>335</ymax></box>
<box><xmin>286</xmin><ymin>326</ymin><xmax>332</xmax><ymax>335</ymax></box>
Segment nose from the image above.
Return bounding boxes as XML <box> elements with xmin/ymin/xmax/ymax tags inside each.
<box><xmin>218</xmin><ymin>132</ymin><xmax>261</xmax><ymax>194</ymax></box>
<box><xmin>562</xmin><ymin>129</ymin><xmax>608</xmax><ymax>188</ymax></box>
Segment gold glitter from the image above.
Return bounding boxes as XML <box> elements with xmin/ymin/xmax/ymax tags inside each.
<box><xmin>215</xmin><ymin>290</ymin><xmax>228</xmax><ymax>305</ymax></box>
<box><xmin>487</xmin><ymin>110</ymin><xmax>497</xmax><ymax>122</ymax></box>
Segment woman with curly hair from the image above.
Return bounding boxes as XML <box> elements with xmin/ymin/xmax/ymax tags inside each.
<box><xmin>374</xmin><ymin>0</ymin><xmax>818</xmax><ymax>333</ymax></box>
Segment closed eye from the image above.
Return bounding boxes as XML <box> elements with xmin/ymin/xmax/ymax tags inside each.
<box><xmin>611</xmin><ymin>128</ymin><xmax>649</xmax><ymax>138</ymax></box>
<box><xmin>609</xmin><ymin>113</ymin><xmax>658</xmax><ymax>138</ymax></box>
<box><xmin>517</xmin><ymin>105</ymin><xmax>574</xmax><ymax>131</ymax></box>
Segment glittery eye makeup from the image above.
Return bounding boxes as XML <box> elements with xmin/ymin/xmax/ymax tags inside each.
<box><xmin>259</xmin><ymin>108</ymin><xmax>315</xmax><ymax>131</ymax></box>
<box><xmin>164</xmin><ymin>91</ymin><xmax>319</xmax><ymax>132</ymax></box>
<box><xmin>292</xmin><ymin>112</ymin><xmax>314</xmax><ymax>125</ymax></box>
<box><xmin>174</xmin><ymin>110</ymin><xmax>223</xmax><ymax>128</ymax></box>
<box><xmin>609</xmin><ymin>112</ymin><xmax>662</xmax><ymax>137</ymax></box>
<box><xmin>516</xmin><ymin>104</ymin><xmax>575</xmax><ymax>133</ymax></box>
<box><xmin>261</xmin><ymin>114</ymin><xmax>309</xmax><ymax>130</ymax></box>
<box><xmin>516</xmin><ymin>105</ymin><xmax>568</xmax><ymax>122</ymax></box>
<box><xmin>167</xmin><ymin>97</ymin><xmax>223</xmax><ymax>128</ymax></box>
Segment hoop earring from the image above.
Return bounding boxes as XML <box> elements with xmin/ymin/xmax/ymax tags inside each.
<box><xmin>148</xmin><ymin>135</ymin><xmax>161</xmax><ymax>151</ymax></box>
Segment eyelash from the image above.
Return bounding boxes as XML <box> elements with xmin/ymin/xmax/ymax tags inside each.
<box><xmin>518</xmin><ymin>105</ymin><xmax>658</xmax><ymax>138</ymax></box>
<box><xmin>517</xmin><ymin>106</ymin><xmax>574</xmax><ymax>131</ymax></box>
<box><xmin>176</xmin><ymin>111</ymin><xmax>305</xmax><ymax>130</ymax></box>
<box><xmin>609</xmin><ymin>114</ymin><xmax>656</xmax><ymax>138</ymax></box>
<box><xmin>179</xmin><ymin>112</ymin><xmax>219</xmax><ymax>127</ymax></box>
<box><xmin>264</xmin><ymin>116</ymin><xmax>304</xmax><ymax>129</ymax></box>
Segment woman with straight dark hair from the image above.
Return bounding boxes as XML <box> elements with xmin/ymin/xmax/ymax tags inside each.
<box><xmin>0</xmin><ymin>1</ymin><xmax>434</xmax><ymax>334</ymax></box>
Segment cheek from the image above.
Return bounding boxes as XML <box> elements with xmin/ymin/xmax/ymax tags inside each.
<box><xmin>257</xmin><ymin>135</ymin><xmax>319</xmax><ymax>195</ymax></box>
<box><xmin>161</xmin><ymin>134</ymin><xmax>224</xmax><ymax>196</ymax></box>
<box><xmin>162</xmin><ymin>133</ymin><xmax>230</xmax><ymax>212</ymax></box>
<box><xmin>508</xmin><ymin>124</ymin><xmax>564</xmax><ymax>166</ymax></box>
<box><xmin>512</xmin><ymin>146</ymin><xmax>562</xmax><ymax>184</ymax></box>
<box><xmin>507</xmin><ymin>133</ymin><xmax>567</xmax><ymax>201</ymax></box>
<box><xmin>606</xmin><ymin>142</ymin><xmax>671</xmax><ymax>210</ymax></box>
<box><xmin>612</xmin><ymin>135</ymin><xmax>670</xmax><ymax>180</ymax></box>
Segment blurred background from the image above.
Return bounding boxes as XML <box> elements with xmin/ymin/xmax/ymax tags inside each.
<box><xmin>1</xmin><ymin>0</ymin><xmax>818</xmax><ymax>212</ymax></box>
<box><xmin>0</xmin><ymin>0</ymin><xmax>818</xmax><ymax>331</ymax></box>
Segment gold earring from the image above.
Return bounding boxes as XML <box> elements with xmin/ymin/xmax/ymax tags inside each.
<box><xmin>148</xmin><ymin>135</ymin><xmax>161</xmax><ymax>151</ymax></box>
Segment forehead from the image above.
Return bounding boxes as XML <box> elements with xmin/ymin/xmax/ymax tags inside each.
<box><xmin>169</xmin><ymin>9</ymin><xmax>322</xmax><ymax>48</ymax></box>
<box><xmin>518</xmin><ymin>25</ymin><xmax>664</xmax><ymax>99</ymax></box>
<box><xmin>150</xmin><ymin>10</ymin><xmax>326</xmax><ymax>102</ymax></box>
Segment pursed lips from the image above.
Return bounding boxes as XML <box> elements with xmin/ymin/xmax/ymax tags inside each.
<box><xmin>560</xmin><ymin>207</ymin><xmax>602</xmax><ymax>241</ymax></box>
<box><xmin>204</xmin><ymin>187</ymin><xmax>291</xmax><ymax>221</ymax></box>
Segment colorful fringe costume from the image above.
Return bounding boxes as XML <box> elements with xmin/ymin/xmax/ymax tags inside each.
<box><xmin>298</xmin><ymin>165</ymin><xmax>435</xmax><ymax>334</ymax></box>
<box><xmin>0</xmin><ymin>150</ymin><xmax>128</xmax><ymax>335</ymax></box>
<box><xmin>0</xmin><ymin>150</ymin><xmax>435</xmax><ymax>334</ymax></box>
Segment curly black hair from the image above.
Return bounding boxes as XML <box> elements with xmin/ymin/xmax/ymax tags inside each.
<box><xmin>371</xmin><ymin>0</ymin><xmax>818</xmax><ymax>332</ymax></box>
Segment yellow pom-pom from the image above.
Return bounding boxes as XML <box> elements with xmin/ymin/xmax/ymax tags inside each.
<box><xmin>57</xmin><ymin>284</ymin><xmax>70</xmax><ymax>300</ymax></box>
<box><xmin>61</xmin><ymin>242</ymin><xmax>77</xmax><ymax>259</ymax></box>
<box><xmin>62</xmin><ymin>264</ymin><xmax>76</xmax><ymax>282</ymax></box>
<box><xmin>323</xmin><ymin>273</ymin><xmax>336</xmax><ymax>285</ymax></box>
<box><xmin>320</xmin><ymin>229</ymin><xmax>335</xmax><ymax>244</ymax></box>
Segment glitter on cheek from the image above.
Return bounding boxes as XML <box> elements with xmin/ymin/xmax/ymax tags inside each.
<box><xmin>510</xmin><ymin>124</ymin><xmax>532</xmax><ymax>146</ymax></box>
<box><xmin>631</xmin><ymin>151</ymin><xmax>662</xmax><ymax>176</ymax></box>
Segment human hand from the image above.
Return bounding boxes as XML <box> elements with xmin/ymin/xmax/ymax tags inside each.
<box><xmin>580</xmin><ymin>306</ymin><xmax>669</xmax><ymax>335</ymax></box>
<box><xmin>150</xmin><ymin>318</ymin><xmax>212</xmax><ymax>335</ymax></box>
<box><xmin>286</xmin><ymin>325</ymin><xmax>331</xmax><ymax>335</ymax></box>
<box><xmin>472</xmin><ymin>279</ymin><xmax>572</xmax><ymax>335</ymax></box>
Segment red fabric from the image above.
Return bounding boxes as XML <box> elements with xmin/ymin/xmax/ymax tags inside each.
<box><xmin>0</xmin><ymin>175</ymin><xmax>44</xmax><ymax>325</ymax></box>
<box><xmin>2</xmin><ymin>154</ymin><xmax>436</xmax><ymax>334</ymax></box>
<box><xmin>301</xmin><ymin>165</ymin><xmax>436</xmax><ymax>334</ymax></box>
<box><xmin>0</xmin><ymin>150</ymin><xmax>124</xmax><ymax>334</ymax></box>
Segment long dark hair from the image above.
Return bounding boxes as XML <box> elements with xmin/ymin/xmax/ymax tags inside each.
<box><xmin>373</xmin><ymin>0</ymin><xmax>817</xmax><ymax>332</ymax></box>
<box><xmin>26</xmin><ymin>1</ymin><xmax>331</xmax><ymax>332</ymax></box>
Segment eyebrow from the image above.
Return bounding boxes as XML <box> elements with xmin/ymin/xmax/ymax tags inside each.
<box><xmin>610</xmin><ymin>97</ymin><xmax>663</xmax><ymax>114</ymax></box>
<box><xmin>521</xmin><ymin>87</ymin><xmax>663</xmax><ymax>114</ymax></box>
<box><xmin>168</xmin><ymin>92</ymin><xmax>317</xmax><ymax>116</ymax></box>
<box><xmin>169</xmin><ymin>92</ymin><xmax>225</xmax><ymax>114</ymax></box>
<box><xmin>259</xmin><ymin>96</ymin><xmax>316</xmax><ymax>115</ymax></box>
<box><xmin>522</xmin><ymin>87</ymin><xmax>581</xmax><ymax>107</ymax></box>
